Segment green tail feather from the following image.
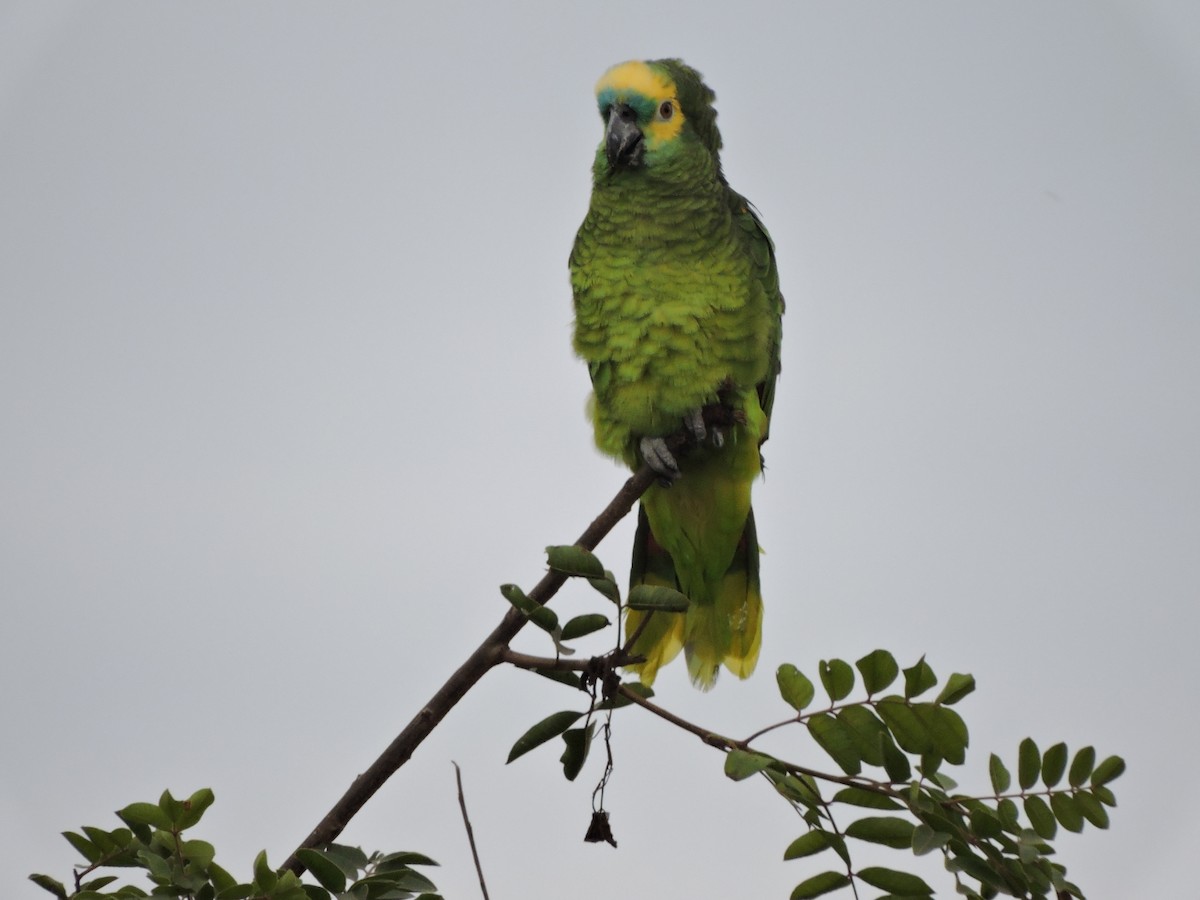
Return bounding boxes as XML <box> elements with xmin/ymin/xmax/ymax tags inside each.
<box><xmin>626</xmin><ymin>505</ymin><xmax>762</xmax><ymax>689</ymax></box>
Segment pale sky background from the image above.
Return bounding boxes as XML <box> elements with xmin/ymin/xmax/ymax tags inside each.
<box><xmin>2</xmin><ymin>3</ymin><xmax>1198</xmax><ymax>898</ymax></box>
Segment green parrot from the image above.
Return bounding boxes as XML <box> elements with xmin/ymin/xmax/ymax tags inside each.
<box><xmin>570</xmin><ymin>59</ymin><xmax>784</xmax><ymax>689</ymax></box>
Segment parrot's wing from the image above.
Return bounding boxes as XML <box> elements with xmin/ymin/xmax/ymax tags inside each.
<box><xmin>730</xmin><ymin>192</ymin><xmax>785</xmax><ymax>433</ymax></box>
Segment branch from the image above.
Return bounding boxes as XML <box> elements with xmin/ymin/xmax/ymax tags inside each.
<box><xmin>501</xmin><ymin>647</ymin><xmax>642</xmax><ymax>672</ymax></box>
<box><xmin>452</xmin><ymin>762</ymin><xmax>490</xmax><ymax>900</ymax></box>
<box><xmin>615</xmin><ymin>684</ymin><xmax>891</xmax><ymax>794</ymax></box>
<box><xmin>280</xmin><ymin>462</ymin><xmax>659</xmax><ymax>874</ymax></box>
<box><xmin>281</xmin><ymin>406</ymin><xmax>737</xmax><ymax>874</ymax></box>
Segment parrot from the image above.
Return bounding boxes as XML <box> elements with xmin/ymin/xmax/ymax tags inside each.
<box><xmin>569</xmin><ymin>59</ymin><xmax>784</xmax><ymax>689</ymax></box>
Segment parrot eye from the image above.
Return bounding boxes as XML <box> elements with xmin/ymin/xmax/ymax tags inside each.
<box><xmin>658</xmin><ymin>100</ymin><xmax>674</xmax><ymax>120</ymax></box>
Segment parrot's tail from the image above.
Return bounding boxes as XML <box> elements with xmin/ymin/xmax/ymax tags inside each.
<box><xmin>625</xmin><ymin>506</ymin><xmax>763</xmax><ymax>690</ymax></box>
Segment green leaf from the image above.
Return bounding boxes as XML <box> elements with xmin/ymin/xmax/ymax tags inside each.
<box><xmin>968</xmin><ymin>807</ymin><xmax>1004</xmax><ymax>840</ymax></box>
<box><xmin>1017</xmin><ymin>738</ymin><xmax>1041</xmax><ymax>790</ymax></box>
<box><xmin>784</xmin><ymin>830</ymin><xmax>833</xmax><ymax>860</ymax></box>
<box><xmin>836</xmin><ymin>706</ymin><xmax>886</xmax><ymax>766</ymax></box>
<box><xmin>1093</xmin><ymin>783</ymin><xmax>1117</xmax><ymax>807</ymax></box>
<box><xmin>876</xmin><ymin>698</ymin><xmax>933</xmax><ymax>755</ymax></box>
<box><xmin>790</xmin><ymin>871</ymin><xmax>851</xmax><ymax>899</ymax></box>
<box><xmin>375</xmin><ymin>851</ymin><xmax>440</xmax><ymax>869</ymax></box>
<box><xmin>902</xmin><ymin>657</ymin><xmax>937</xmax><ymax>699</ymax></box>
<box><xmin>855</xmin><ymin>649</ymin><xmax>899</xmax><ymax>695</ymax></box>
<box><xmin>138</xmin><ymin>846</ymin><xmax>171</xmax><ymax>881</ymax></box>
<box><xmin>182</xmin><ymin>839</ymin><xmax>215</xmax><ymax>867</ymax></box>
<box><xmin>926</xmin><ymin>767</ymin><xmax>956</xmax><ymax>790</ymax></box>
<box><xmin>560</xmin><ymin>614</ymin><xmax>610</xmax><ymax>641</ymax></box>
<box><xmin>724</xmin><ymin>749</ymin><xmax>776</xmax><ymax>781</ymax></box>
<box><xmin>353</xmin><ymin>870</ymin><xmax>438</xmax><ymax>894</ymax></box>
<box><xmin>1068</xmin><ymin>745</ymin><xmax>1096</xmax><ymax>787</ymax></box>
<box><xmin>587</xmin><ymin>574</ymin><xmax>621</xmax><ymax>604</ymax></box>
<box><xmin>507</xmin><ymin>710</ymin><xmax>584</xmax><ymax>763</ymax></box>
<box><xmin>856</xmin><ymin>866</ymin><xmax>933</xmax><ymax>894</ymax></box>
<box><xmin>560</xmin><ymin>724</ymin><xmax>594</xmax><ymax>781</ymax></box>
<box><xmin>531</xmin><ymin>667</ymin><xmax>582</xmax><ymax>689</ymax></box>
<box><xmin>1024</xmin><ymin>795</ymin><xmax>1057</xmax><ymax>839</ymax></box>
<box><xmin>777</xmin><ymin>663</ymin><xmax>815</xmax><ymax>712</ymax></box>
<box><xmin>769</xmin><ymin>771</ymin><xmax>824</xmax><ymax>808</ymax></box>
<box><xmin>626</xmin><ymin>584</ymin><xmax>690</xmax><ymax>612</ymax></box>
<box><xmin>1016</xmin><ymin>827</ymin><xmax>1046</xmax><ymax>863</ymax></box>
<box><xmin>300</xmin><ymin>885</ymin><xmax>330</xmax><ymax>900</ymax></box>
<box><xmin>844</xmin><ymin>816</ymin><xmax>915</xmax><ymax>849</ymax></box>
<box><xmin>500</xmin><ymin>583</ymin><xmax>533</xmax><ymax>612</ymax></box>
<box><xmin>29</xmin><ymin>875</ymin><xmax>68</xmax><ymax>898</ymax></box>
<box><xmin>1075</xmin><ymin>790</ymin><xmax>1111</xmax><ymax>828</ymax></box>
<box><xmin>62</xmin><ymin>830</ymin><xmax>101</xmax><ymax>863</ymax></box>
<box><xmin>912</xmin><ymin>704</ymin><xmax>967</xmax><ymax>765</ymax></box>
<box><xmin>545</xmin><ymin>545</ymin><xmax>605</xmax><ymax>578</ymax></box>
<box><xmin>527</xmin><ymin>605</ymin><xmax>559</xmax><ymax>633</ymax></box>
<box><xmin>158</xmin><ymin>789</ymin><xmax>183</xmax><ymax>827</ymax></box>
<box><xmin>989</xmin><ymin>753</ymin><xmax>1011</xmax><ymax>794</ymax></box>
<box><xmin>252</xmin><ymin>850</ymin><xmax>277</xmax><ymax>892</ymax></box>
<box><xmin>880</xmin><ymin>732</ymin><xmax>912</xmax><ymax>782</ymax></box>
<box><xmin>1041</xmin><ymin>742</ymin><xmax>1068</xmax><ymax>788</ymax></box>
<box><xmin>807</xmin><ymin>713</ymin><xmax>862</xmax><ymax>776</ymax></box>
<box><xmin>1090</xmin><ymin>755</ymin><xmax>1126</xmax><ymax>786</ymax></box>
<box><xmin>831</xmin><ymin>787</ymin><xmax>901</xmax><ymax>810</ymax></box>
<box><xmin>78</xmin><ymin>875</ymin><xmax>120</xmax><ymax>892</ymax></box>
<box><xmin>998</xmin><ymin>798</ymin><xmax>1020</xmax><ymax>830</ymax></box>
<box><xmin>177</xmin><ymin>788</ymin><xmax>215</xmax><ymax>830</ymax></box>
<box><xmin>948</xmin><ymin>852</ymin><xmax>1008</xmax><ymax>892</ymax></box>
<box><xmin>935</xmin><ymin>672</ymin><xmax>975</xmax><ymax>706</ymax></box>
<box><xmin>911</xmin><ymin>823</ymin><xmax>951</xmax><ymax>856</ymax></box>
<box><xmin>80</xmin><ymin>826</ymin><xmax>121</xmax><ymax>855</ymax></box>
<box><xmin>318</xmin><ymin>843</ymin><xmax>368</xmax><ymax>876</ymax></box>
<box><xmin>296</xmin><ymin>850</ymin><xmax>347</xmax><ymax>893</ymax></box>
<box><xmin>209</xmin><ymin>862</ymin><xmax>238</xmax><ymax>893</ymax></box>
<box><xmin>1050</xmin><ymin>791</ymin><xmax>1085</xmax><ymax>833</ymax></box>
<box><xmin>593</xmin><ymin>681</ymin><xmax>654</xmax><ymax>711</ymax></box>
<box><xmin>119</xmin><ymin>802</ymin><xmax>173</xmax><ymax>830</ymax></box>
<box><xmin>819</xmin><ymin>659</ymin><xmax>855</xmax><ymax>701</ymax></box>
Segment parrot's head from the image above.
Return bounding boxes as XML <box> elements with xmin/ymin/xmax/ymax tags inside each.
<box><xmin>592</xmin><ymin>59</ymin><xmax>723</xmax><ymax>178</ymax></box>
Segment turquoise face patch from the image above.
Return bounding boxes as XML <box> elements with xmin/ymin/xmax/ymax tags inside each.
<box><xmin>596</xmin><ymin>87</ymin><xmax>657</xmax><ymax>122</ymax></box>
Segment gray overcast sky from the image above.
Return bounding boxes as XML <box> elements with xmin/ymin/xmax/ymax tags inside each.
<box><xmin>2</xmin><ymin>2</ymin><xmax>1198</xmax><ymax>897</ymax></box>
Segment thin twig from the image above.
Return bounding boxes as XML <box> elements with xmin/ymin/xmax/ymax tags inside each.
<box><xmin>614</xmin><ymin>684</ymin><xmax>891</xmax><ymax>794</ymax></box>
<box><xmin>452</xmin><ymin>762</ymin><xmax>490</xmax><ymax>900</ymax></box>
<box><xmin>501</xmin><ymin>647</ymin><xmax>640</xmax><ymax>672</ymax></box>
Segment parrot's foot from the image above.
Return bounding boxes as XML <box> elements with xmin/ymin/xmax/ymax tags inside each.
<box><xmin>640</xmin><ymin>405</ymin><xmax>729</xmax><ymax>485</ymax></box>
<box><xmin>639</xmin><ymin>436</ymin><xmax>681</xmax><ymax>485</ymax></box>
<box><xmin>689</xmin><ymin>405</ymin><xmax>730</xmax><ymax>450</ymax></box>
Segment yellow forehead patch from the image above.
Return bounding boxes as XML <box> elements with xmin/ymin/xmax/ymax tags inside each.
<box><xmin>595</xmin><ymin>60</ymin><xmax>674</xmax><ymax>102</ymax></box>
<box><xmin>595</xmin><ymin>60</ymin><xmax>686</xmax><ymax>146</ymax></box>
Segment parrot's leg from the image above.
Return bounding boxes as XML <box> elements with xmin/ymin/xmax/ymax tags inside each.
<box><xmin>688</xmin><ymin>407</ymin><xmax>725</xmax><ymax>448</ymax></box>
<box><xmin>639</xmin><ymin>436</ymin><xmax>681</xmax><ymax>484</ymax></box>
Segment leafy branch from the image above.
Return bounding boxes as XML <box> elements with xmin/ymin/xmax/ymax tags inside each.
<box><xmin>30</xmin><ymin>789</ymin><xmax>441</xmax><ymax>900</ymax></box>
<box><xmin>504</xmin><ymin>558</ymin><xmax>1125</xmax><ymax>900</ymax></box>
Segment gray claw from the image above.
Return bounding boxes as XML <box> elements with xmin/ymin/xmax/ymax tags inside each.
<box><xmin>710</xmin><ymin>427</ymin><xmax>725</xmax><ymax>449</ymax></box>
<box><xmin>683</xmin><ymin>407</ymin><xmax>707</xmax><ymax>443</ymax></box>
<box><xmin>639</xmin><ymin>436</ymin><xmax>680</xmax><ymax>483</ymax></box>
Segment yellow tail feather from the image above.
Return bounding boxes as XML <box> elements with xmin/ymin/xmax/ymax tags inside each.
<box><xmin>627</xmin><ymin>503</ymin><xmax>763</xmax><ymax>688</ymax></box>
